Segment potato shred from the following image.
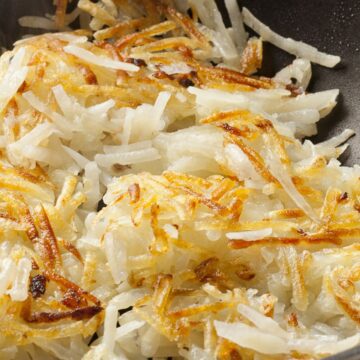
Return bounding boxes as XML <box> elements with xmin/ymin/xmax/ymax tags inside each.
<box><xmin>0</xmin><ymin>0</ymin><xmax>358</xmax><ymax>359</ymax></box>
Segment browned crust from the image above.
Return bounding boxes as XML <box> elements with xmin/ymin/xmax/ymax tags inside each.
<box><xmin>162</xmin><ymin>5</ymin><xmax>210</xmax><ymax>46</ymax></box>
<box><xmin>47</xmin><ymin>272</ymin><xmax>101</xmax><ymax>306</ymax></box>
<box><xmin>24</xmin><ymin>306</ymin><xmax>103</xmax><ymax>323</ymax></box>
<box><xmin>24</xmin><ymin>207</ymin><xmax>40</xmax><ymax>244</ymax></box>
<box><xmin>94</xmin><ymin>18</ymin><xmax>148</xmax><ymax>41</ymax></box>
<box><xmin>198</xmin><ymin>66</ymin><xmax>273</xmax><ymax>90</ymax></box>
<box><xmin>55</xmin><ymin>0</ymin><xmax>68</xmax><ymax>28</ymax></box>
<box><xmin>128</xmin><ymin>183</ymin><xmax>141</xmax><ymax>203</ymax></box>
<box><xmin>228</xmin><ymin>229</ymin><xmax>360</xmax><ymax>249</ymax></box>
<box><xmin>227</xmin><ymin>134</ymin><xmax>279</xmax><ymax>184</ymax></box>
<box><xmin>240</xmin><ymin>37</ymin><xmax>263</xmax><ymax>75</ymax></box>
<box><xmin>37</xmin><ymin>205</ymin><xmax>62</xmax><ymax>270</ymax></box>
<box><xmin>59</xmin><ymin>239</ymin><xmax>84</xmax><ymax>264</ymax></box>
<box><xmin>115</xmin><ymin>20</ymin><xmax>177</xmax><ymax>51</ymax></box>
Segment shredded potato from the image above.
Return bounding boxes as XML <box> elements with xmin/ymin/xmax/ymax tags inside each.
<box><xmin>0</xmin><ymin>0</ymin><xmax>358</xmax><ymax>359</ymax></box>
<box><xmin>0</xmin><ymin>165</ymin><xmax>103</xmax><ymax>353</ymax></box>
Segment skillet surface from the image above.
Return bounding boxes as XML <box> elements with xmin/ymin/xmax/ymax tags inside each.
<box><xmin>217</xmin><ymin>0</ymin><xmax>360</xmax><ymax>165</ymax></box>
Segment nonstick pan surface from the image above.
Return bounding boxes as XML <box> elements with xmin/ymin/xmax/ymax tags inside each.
<box><xmin>217</xmin><ymin>0</ymin><xmax>360</xmax><ymax>165</ymax></box>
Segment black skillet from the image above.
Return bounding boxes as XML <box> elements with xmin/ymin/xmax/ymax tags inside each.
<box><xmin>0</xmin><ymin>1</ymin><xmax>359</xmax><ymax>359</ymax></box>
<box><xmin>216</xmin><ymin>0</ymin><xmax>360</xmax><ymax>165</ymax></box>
